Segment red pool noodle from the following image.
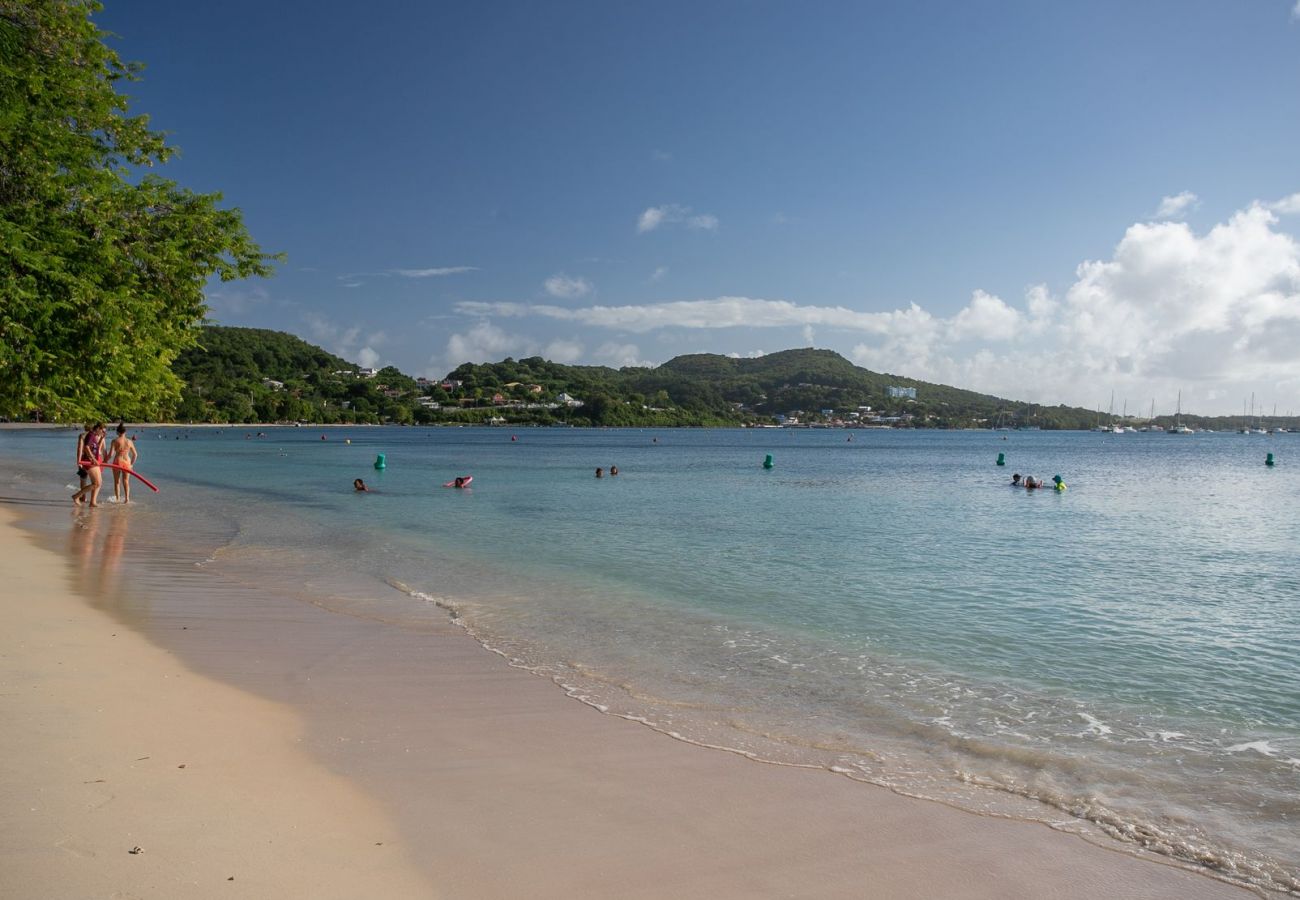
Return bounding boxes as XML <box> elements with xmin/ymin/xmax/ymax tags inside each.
<box><xmin>94</xmin><ymin>461</ymin><xmax>159</xmax><ymax>492</ymax></box>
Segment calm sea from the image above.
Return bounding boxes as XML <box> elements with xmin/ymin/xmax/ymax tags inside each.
<box><xmin>3</xmin><ymin>425</ymin><xmax>1297</xmax><ymax>893</ymax></box>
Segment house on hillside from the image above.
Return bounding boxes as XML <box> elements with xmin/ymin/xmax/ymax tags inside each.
<box><xmin>887</xmin><ymin>386</ymin><xmax>917</xmax><ymax>399</ymax></box>
<box><xmin>556</xmin><ymin>392</ymin><xmax>583</xmax><ymax>407</ymax></box>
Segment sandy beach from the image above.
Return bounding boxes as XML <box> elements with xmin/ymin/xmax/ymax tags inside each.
<box><xmin>0</xmin><ymin>500</ymin><xmax>1256</xmax><ymax>899</ymax></box>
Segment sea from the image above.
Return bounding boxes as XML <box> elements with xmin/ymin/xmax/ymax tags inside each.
<box><xmin>2</xmin><ymin>425</ymin><xmax>1297</xmax><ymax>894</ymax></box>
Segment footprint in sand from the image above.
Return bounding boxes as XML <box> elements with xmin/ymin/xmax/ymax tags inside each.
<box><xmin>55</xmin><ymin>835</ymin><xmax>96</xmax><ymax>858</ymax></box>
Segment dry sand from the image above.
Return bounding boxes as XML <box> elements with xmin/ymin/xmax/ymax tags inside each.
<box><xmin>0</xmin><ymin>502</ymin><xmax>1256</xmax><ymax>899</ymax></box>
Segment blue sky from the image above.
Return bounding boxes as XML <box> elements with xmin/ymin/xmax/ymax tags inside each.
<box><xmin>98</xmin><ymin>1</ymin><xmax>1300</xmax><ymax>414</ymax></box>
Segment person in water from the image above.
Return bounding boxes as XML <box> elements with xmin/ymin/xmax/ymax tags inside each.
<box><xmin>1024</xmin><ymin>476</ymin><xmax>1040</xmax><ymax>489</ymax></box>
<box><xmin>1011</xmin><ymin>473</ymin><xmax>1022</xmax><ymax>486</ymax></box>
<box><xmin>353</xmin><ymin>478</ymin><xmax>369</xmax><ymax>492</ymax></box>
<box><xmin>109</xmin><ymin>422</ymin><xmax>138</xmax><ymax>503</ymax></box>
<box><xmin>595</xmin><ymin>467</ymin><xmax>604</xmax><ymax>478</ymax></box>
<box><xmin>72</xmin><ymin>423</ymin><xmax>93</xmax><ymax>501</ymax></box>
<box><xmin>609</xmin><ymin>465</ymin><xmax>619</xmax><ymax>476</ymax></box>
<box><xmin>72</xmin><ymin>423</ymin><xmax>107</xmax><ymax>507</ymax></box>
<box><xmin>453</xmin><ymin>476</ymin><xmax>466</xmax><ymax>488</ymax></box>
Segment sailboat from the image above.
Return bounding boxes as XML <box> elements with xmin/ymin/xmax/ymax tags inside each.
<box><xmin>1249</xmin><ymin>393</ymin><xmax>1267</xmax><ymax>434</ymax></box>
<box><xmin>1140</xmin><ymin>399</ymin><xmax>1164</xmax><ymax>432</ymax></box>
<box><xmin>1271</xmin><ymin>404</ymin><xmax>1289</xmax><ymax>434</ymax></box>
<box><xmin>1169</xmin><ymin>391</ymin><xmax>1194</xmax><ymax>434</ymax></box>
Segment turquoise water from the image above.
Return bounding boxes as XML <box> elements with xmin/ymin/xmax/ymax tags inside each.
<box><xmin>4</xmin><ymin>426</ymin><xmax>1298</xmax><ymax>893</ymax></box>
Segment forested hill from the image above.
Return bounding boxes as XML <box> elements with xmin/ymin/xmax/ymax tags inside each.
<box><xmin>162</xmin><ymin>325</ymin><xmax>1121</xmax><ymax>428</ymax></box>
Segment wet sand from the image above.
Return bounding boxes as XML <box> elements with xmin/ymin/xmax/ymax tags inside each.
<box><xmin>0</xmin><ymin>501</ymin><xmax>1255</xmax><ymax>899</ymax></box>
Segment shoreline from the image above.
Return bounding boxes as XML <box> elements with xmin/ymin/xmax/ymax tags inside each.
<box><xmin>0</xmin><ymin>488</ymin><xmax>1260</xmax><ymax>897</ymax></box>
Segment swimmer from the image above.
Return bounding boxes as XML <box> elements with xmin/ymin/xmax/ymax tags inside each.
<box><xmin>1025</xmin><ymin>476</ymin><xmax>1040</xmax><ymax>489</ymax></box>
<box><xmin>353</xmin><ymin>478</ymin><xmax>369</xmax><ymax>492</ymax></box>
<box><xmin>595</xmin><ymin>467</ymin><xmax>604</xmax><ymax>478</ymax></box>
<box><xmin>1011</xmin><ymin>473</ymin><xmax>1022</xmax><ymax>486</ymax></box>
<box><xmin>453</xmin><ymin>476</ymin><xmax>466</xmax><ymax>488</ymax></box>
<box><xmin>609</xmin><ymin>465</ymin><xmax>619</xmax><ymax>476</ymax></box>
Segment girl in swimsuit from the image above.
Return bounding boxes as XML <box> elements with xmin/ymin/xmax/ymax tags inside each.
<box><xmin>109</xmin><ymin>423</ymin><xmax>138</xmax><ymax>503</ymax></box>
<box><xmin>72</xmin><ymin>423</ymin><xmax>106</xmax><ymax>507</ymax></box>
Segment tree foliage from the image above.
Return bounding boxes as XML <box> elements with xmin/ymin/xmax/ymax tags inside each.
<box><xmin>0</xmin><ymin>0</ymin><xmax>276</xmax><ymax>421</ymax></box>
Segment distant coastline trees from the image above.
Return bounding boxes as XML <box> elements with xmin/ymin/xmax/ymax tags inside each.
<box><xmin>0</xmin><ymin>0</ymin><xmax>276</xmax><ymax>422</ymax></box>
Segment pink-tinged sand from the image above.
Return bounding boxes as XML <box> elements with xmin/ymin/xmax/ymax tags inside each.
<box><xmin>0</xmin><ymin>505</ymin><xmax>1254</xmax><ymax>899</ymax></box>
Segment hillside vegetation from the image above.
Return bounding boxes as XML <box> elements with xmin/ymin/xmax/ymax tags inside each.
<box><xmin>158</xmin><ymin>326</ymin><xmax>1145</xmax><ymax>428</ymax></box>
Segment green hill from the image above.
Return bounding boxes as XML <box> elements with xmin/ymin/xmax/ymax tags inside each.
<box><xmin>159</xmin><ymin>326</ymin><xmax>1285</xmax><ymax>431</ymax></box>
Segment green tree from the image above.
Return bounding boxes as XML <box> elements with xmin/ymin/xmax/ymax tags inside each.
<box><xmin>0</xmin><ymin>1</ymin><xmax>277</xmax><ymax>421</ymax></box>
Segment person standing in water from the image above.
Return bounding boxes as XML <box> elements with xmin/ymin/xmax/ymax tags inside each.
<box><xmin>109</xmin><ymin>423</ymin><xmax>138</xmax><ymax>503</ymax></box>
<box><xmin>72</xmin><ymin>423</ymin><xmax>93</xmax><ymax>502</ymax></box>
<box><xmin>72</xmin><ymin>423</ymin><xmax>107</xmax><ymax>507</ymax></box>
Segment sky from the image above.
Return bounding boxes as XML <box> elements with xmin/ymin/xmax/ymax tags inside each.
<box><xmin>96</xmin><ymin>0</ymin><xmax>1300</xmax><ymax>416</ymax></box>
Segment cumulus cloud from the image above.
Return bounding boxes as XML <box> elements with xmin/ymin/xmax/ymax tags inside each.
<box><xmin>595</xmin><ymin>342</ymin><xmax>654</xmax><ymax>368</ymax></box>
<box><xmin>1155</xmin><ymin>191</ymin><xmax>1199</xmax><ymax>220</ymax></box>
<box><xmin>544</xmin><ymin>273</ymin><xmax>593</xmax><ymax>299</ymax></box>
<box><xmin>431</xmin><ymin>323</ymin><xmax>584</xmax><ymax>375</ymax></box>
<box><xmin>637</xmin><ymin>204</ymin><xmax>719</xmax><ymax>233</ymax></box>
<box><xmin>544</xmin><ymin>338</ymin><xmax>584</xmax><ymax>363</ymax></box>
<box><xmin>303</xmin><ymin>314</ymin><xmax>388</xmax><ymax>367</ymax></box>
<box><xmin>852</xmin><ymin>202</ymin><xmax>1300</xmax><ymax>410</ymax></box>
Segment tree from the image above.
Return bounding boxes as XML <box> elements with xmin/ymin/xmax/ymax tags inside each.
<box><xmin>0</xmin><ymin>1</ymin><xmax>277</xmax><ymax>421</ymax></box>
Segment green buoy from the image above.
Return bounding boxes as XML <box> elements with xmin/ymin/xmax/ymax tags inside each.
<box><xmin>996</xmin><ymin>452</ymin><xmax>1006</xmax><ymax>466</ymax></box>
<box><xmin>374</xmin><ymin>453</ymin><xmax>386</xmax><ymax>470</ymax></box>
<box><xmin>763</xmin><ymin>454</ymin><xmax>774</xmax><ymax>469</ymax></box>
<box><xmin>1265</xmin><ymin>452</ymin><xmax>1275</xmax><ymax>467</ymax></box>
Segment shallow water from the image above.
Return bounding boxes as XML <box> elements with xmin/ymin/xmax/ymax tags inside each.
<box><xmin>4</xmin><ymin>425</ymin><xmax>1297</xmax><ymax>893</ymax></box>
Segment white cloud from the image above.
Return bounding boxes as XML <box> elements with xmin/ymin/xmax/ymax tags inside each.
<box><xmin>393</xmin><ymin>266</ymin><xmax>478</xmax><ymax>278</ymax></box>
<box><xmin>444</xmin><ymin>322</ymin><xmax>530</xmax><ymax>366</ymax></box>
<box><xmin>649</xmin><ymin>266</ymin><xmax>668</xmax><ymax>283</ymax></box>
<box><xmin>948</xmin><ymin>290</ymin><xmax>1021</xmax><ymax>341</ymax></box>
<box><xmin>1292</xmin><ymin>0</ymin><xmax>1300</xmax><ymax>21</ymax></box>
<box><xmin>430</xmin><ymin>323</ymin><xmax>582</xmax><ymax>375</ymax></box>
<box><xmin>544</xmin><ymin>273</ymin><xmax>593</xmax><ymax>299</ymax></box>
<box><xmin>1268</xmin><ymin>192</ymin><xmax>1300</xmax><ymax>215</ymax></box>
<box><xmin>595</xmin><ymin>342</ymin><xmax>654</xmax><ymax>368</ymax></box>
<box><xmin>637</xmin><ymin>204</ymin><xmax>719</xmax><ymax>234</ymax></box>
<box><xmin>456</xmin><ymin>297</ymin><xmax>938</xmax><ymax>334</ymax></box>
<box><xmin>801</xmin><ymin>324</ymin><xmax>816</xmax><ymax>346</ymax></box>
<box><xmin>652</xmin><ymin>149</ymin><xmax>672</xmax><ymax>162</ymax></box>
<box><xmin>544</xmin><ymin>338</ymin><xmax>584</xmax><ymax>363</ymax></box>
<box><xmin>303</xmin><ymin>315</ymin><xmax>388</xmax><ymax>367</ymax></box>
<box><xmin>1155</xmin><ymin>191</ymin><xmax>1199</xmax><ymax>220</ymax></box>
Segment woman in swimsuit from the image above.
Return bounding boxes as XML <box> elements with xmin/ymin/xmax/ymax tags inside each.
<box><xmin>109</xmin><ymin>423</ymin><xmax>138</xmax><ymax>503</ymax></box>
